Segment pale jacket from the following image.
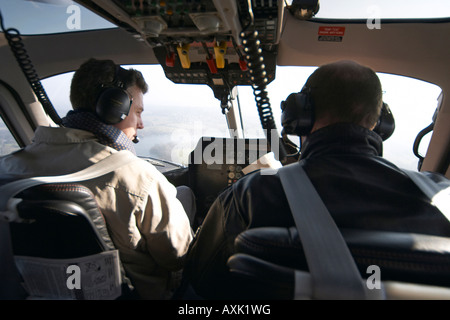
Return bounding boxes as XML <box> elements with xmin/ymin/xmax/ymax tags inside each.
<box><xmin>0</xmin><ymin>126</ymin><xmax>193</xmax><ymax>299</ymax></box>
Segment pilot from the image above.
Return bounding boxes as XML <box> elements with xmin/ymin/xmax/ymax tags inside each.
<box><xmin>180</xmin><ymin>60</ymin><xmax>450</xmax><ymax>299</ymax></box>
<box><xmin>0</xmin><ymin>58</ymin><xmax>194</xmax><ymax>299</ymax></box>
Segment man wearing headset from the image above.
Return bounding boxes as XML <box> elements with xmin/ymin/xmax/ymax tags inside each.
<box><xmin>0</xmin><ymin>58</ymin><xmax>193</xmax><ymax>299</ymax></box>
<box><xmin>181</xmin><ymin>60</ymin><xmax>450</xmax><ymax>299</ymax></box>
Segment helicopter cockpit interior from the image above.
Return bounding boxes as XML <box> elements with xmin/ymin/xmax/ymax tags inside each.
<box><xmin>0</xmin><ymin>0</ymin><xmax>449</xmax><ymax>301</ymax></box>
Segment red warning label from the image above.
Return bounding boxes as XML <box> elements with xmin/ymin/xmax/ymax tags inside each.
<box><xmin>318</xmin><ymin>26</ymin><xmax>346</xmax><ymax>36</ymax></box>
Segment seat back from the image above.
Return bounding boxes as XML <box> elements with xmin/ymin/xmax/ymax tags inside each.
<box><xmin>227</xmin><ymin>227</ymin><xmax>450</xmax><ymax>299</ymax></box>
<box><xmin>233</xmin><ymin>160</ymin><xmax>450</xmax><ymax>300</ymax></box>
<box><xmin>0</xmin><ymin>183</ymin><xmax>133</xmax><ymax>300</ymax></box>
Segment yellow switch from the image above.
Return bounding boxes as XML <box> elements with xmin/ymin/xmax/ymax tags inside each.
<box><xmin>214</xmin><ymin>41</ymin><xmax>227</xmax><ymax>69</ymax></box>
<box><xmin>177</xmin><ymin>43</ymin><xmax>191</xmax><ymax>69</ymax></box>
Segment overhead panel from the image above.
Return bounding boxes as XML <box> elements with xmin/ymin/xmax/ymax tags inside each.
<box><xmin>78</xmin><ymin>0</ymin><xmax>282</xmax><ymax>100</ymax></box>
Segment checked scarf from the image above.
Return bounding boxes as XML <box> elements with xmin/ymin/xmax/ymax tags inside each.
<box><xmin>62</xmin><ymin>110</ymin><xmax>136</xmax><ymax>155</ymax></box>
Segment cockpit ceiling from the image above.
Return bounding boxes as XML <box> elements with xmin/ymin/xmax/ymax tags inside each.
<box><xmin>1</xmin><ymin>1</ymin><xmax>449</xmax><ymax>92</ymax></box>
<box><xmin>2</xmin><ymin>28</ymin><xmax>159</xmax><ymax>79</ymax></box>
<box><xmin>277</xmin><ymin>14</ymin><xmax>450</xmax><ymax>86</ymax></box>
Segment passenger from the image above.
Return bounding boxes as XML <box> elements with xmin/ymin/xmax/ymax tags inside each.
<box><xmin>0</xmin><ymin>58</ymin><xmax>194</xmax><ymax>299</ymax></box>
<box><xmin>181</xmin><ymin>60</ymin><xmax>450</xmax><ymax>299</ymax></box>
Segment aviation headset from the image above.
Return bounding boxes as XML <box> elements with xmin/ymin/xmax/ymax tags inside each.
<box><xmin>95</xmin><ymin>65</ymin><xmax>132</xmax><ymax>125</ymax></box>
<box><xmin>280</xmin><ymin>86</ymin><xmax>395</xmax><ymax>140</ymax></box>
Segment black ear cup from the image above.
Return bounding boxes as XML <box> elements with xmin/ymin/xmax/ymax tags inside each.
<box><xmin>94</xmin><ymin>65</ymin><xmax>132</xmax><ymax>125</ymax></box>
<box><xmin>282</xmin><ymin>87</ymin><xmax>395</xmax><ymax>141</ymax></box>
<box><xmin>373</xmin><ymin>102</ymin><xmax>395</xmax><ymax>141</ymax></box>
<box><xmin>95</xmin><ymin>86</ymin><xmax>132</xmax><ymax>125</ymax></box>
<box><xmin>281</xmin><ymin>89</ymin><xmax>315</xmax><ymax>136</ymax></box>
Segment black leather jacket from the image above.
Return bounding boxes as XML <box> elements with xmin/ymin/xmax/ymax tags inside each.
<box><xmin>183</xmin><ymin>123</ymin><xmax>450</xmax><ymax>299</ymax></box>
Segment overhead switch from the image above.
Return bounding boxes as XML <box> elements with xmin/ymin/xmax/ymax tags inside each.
<box><xmin>214</xmin><ymin>41</ymin><xmax>227</xmax><ymax>69</ymax></box>
<box><xmin>177</xmin><ymin>43</ymin><xmax>191</xmax><ymax>69</ymax></box>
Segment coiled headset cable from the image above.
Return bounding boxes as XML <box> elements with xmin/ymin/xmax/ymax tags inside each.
<box><xmin>239</xmin><ymin>1</ymin><xmax>290</xmax><ymax>163</ymax></box>
<box><xmin>0</xmin><ymin>11</ymin><xmax>62</xmax><ymax>126</ymax></box>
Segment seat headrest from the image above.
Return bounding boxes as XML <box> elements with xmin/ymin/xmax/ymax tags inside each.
<box><xmin>11</xmin><ymin>183</ymin><xmax>115</xmax><ymax>259</ymax></box>
<box><xmin>233</xmin><ymin>227</ymin><xmax>450</xmax><ymax>288</ymax></box>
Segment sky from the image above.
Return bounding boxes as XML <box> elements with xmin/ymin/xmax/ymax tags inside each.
<box><xmin>312</xmin><ymin>0</ymin><xmax>450</xmax><ymax>19</ymax></box>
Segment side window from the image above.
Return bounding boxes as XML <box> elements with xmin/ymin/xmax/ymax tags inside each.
<box><xmin>377</xmin><ymin>73</ymin><xmax>441</xmax><ymax>170</ymax></box>
<box><xmin>258</xmin><ymin>67</ymin><xmax>441</xmax><ymax>171</ymax></box>
<box><xmin>0</xmin><ymin>117</ymin><xmax>20</xmax><ymax>156</ymax></box>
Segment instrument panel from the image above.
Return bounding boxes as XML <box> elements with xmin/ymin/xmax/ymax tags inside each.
<box><xmin>188</xmin><ymin>136</ymin><xmax>270</xmax><ymax>227</ymax></box>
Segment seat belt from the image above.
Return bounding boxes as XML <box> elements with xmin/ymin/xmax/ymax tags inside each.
<box><xmin>0</xmin><ymin>150</ymin><xmax>138</xmax><ymax>221</ymax></box>
<box><xmin>278</xmin><ymin>162</ymin><xmax>383</xmax><ymax>300</ymax></box>
<box><xmin>0</xmin><ymin>150</ymin><xmax>139</xmax><ymax>299</ymax></box>
<box><xmin>278</xmin><ymin>163</ymin><xmax>450</xmax><ymax>300</ymax></box>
